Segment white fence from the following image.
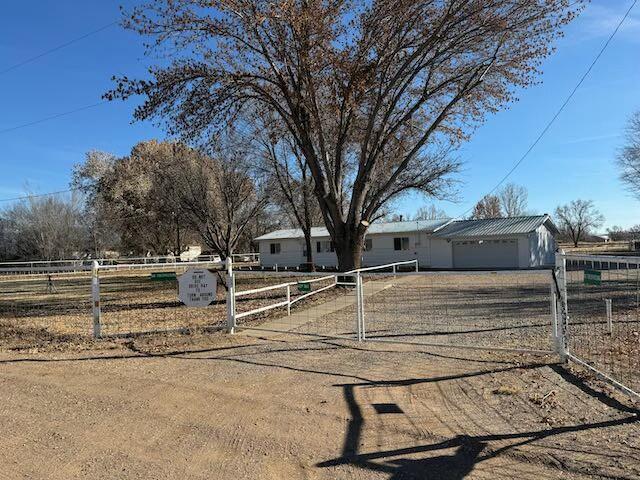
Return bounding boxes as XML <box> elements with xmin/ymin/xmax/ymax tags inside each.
<box><xmin>226</xmin><ymin>259</ymin><xmax>563</xmax><ymax>357</ymax></box>
<box><xmin>227</xmin><ymin>259</ymin><xmax>418</xmax><ymax>339</ymax></box>
<box><xmin>0</xmin><ymin>252</ymin><xmax>259</xmax><ymax>276</ymax></box>
<box><xmin>226</xmin><ymin>256</ymin><xmax>352</xmax><ymax>335</ymax></box>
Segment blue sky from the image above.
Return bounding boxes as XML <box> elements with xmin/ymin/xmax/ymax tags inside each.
<box><xmin>1</xmin><ymin>1</ymin><xmax>639</xmax><ymax>230</ymax></box>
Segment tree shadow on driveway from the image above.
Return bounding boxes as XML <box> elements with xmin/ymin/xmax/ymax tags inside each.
<box><xmin>318</xmin><ymin>365</ymin><xmax>640</xmax><ymax>479</ymax></box>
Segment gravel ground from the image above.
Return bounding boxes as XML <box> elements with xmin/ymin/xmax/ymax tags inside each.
<box><xmin>0</xmin><ymin>333</ymin><xmax>639</xmax><ymax>479</ymax></box>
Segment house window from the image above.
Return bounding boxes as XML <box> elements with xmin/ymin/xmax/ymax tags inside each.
<box><xmin>394</xmin><ymin>237</ymin><xmax>410</xmax><ymax>251</ymax></box>
<box><xmin>316</xmin><ymin>240</ymin><xmax>334</xmax><ymax>253</ymax></box>
<box><xmin>270</xmin><ymin>243</ymin><xmax>281</xmax><ymax>254</ymax></box>
<box><xmin>364</xmin><ymin>238</ymin><xmax>373</xmax><ymax>251</ymax></box>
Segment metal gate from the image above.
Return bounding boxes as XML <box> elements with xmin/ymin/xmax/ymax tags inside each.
<box><xmin>555</xmin><ymin>252</ymin><xmax>640</xmax><ymax>402</ymax></box>
<box><xmin>228</xmin><ymin>260</ymin><xmax>360</xmax><ymax>339</ymax></box>
<box><xmin>358</xmin><ymin>265</ymin><xmax>556</xmax><ymax>355</ymax></box>
<box><xmin>228</xmin><ymin>259</ymin><xmax>558</xmax><ymax>356</ymax></box>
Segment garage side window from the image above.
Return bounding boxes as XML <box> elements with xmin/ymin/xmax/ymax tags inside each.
<box><xmin>270</xmin><ymin>243</ymin><xmax>281</xmax><ymax>254</ymax></box>
<box><xmin>364</xmin><ymin>238</ymin><xmax>373</xmax><ymax>251</ymax></box>
<box><xmin>394</xmin><ymin>237</ymin><xmax>409</xmax><ymax>251</ymax></box>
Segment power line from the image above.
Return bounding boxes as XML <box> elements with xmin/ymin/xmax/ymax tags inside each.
<box><xmin>0</xmin><ymin>101</ymin><xmax>108</xmax><ymax>135</ymax></box>
<box><xmin>0</xmin><ymin>21</ymin><xmax>117</xmax><ymax>76</ymax></box>
<box><xmin>457</xmin><ymin>0</ymin><xmax>637</xmax><ymax>219</ymax></box>
<box><xmin>0</xmin><ymin>189</ymin><xmax>79</xmax><ymax>204</ymax></box>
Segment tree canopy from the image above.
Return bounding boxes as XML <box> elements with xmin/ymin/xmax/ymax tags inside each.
<box><xmin>107</xmin><ymin>0</ymin><xmax>583</xmax><ymax>269</ymax></box>
<box><xmin>555</xmin><ymin>199</ymin><xmax>604</xmax><ymax>247</ymax></box>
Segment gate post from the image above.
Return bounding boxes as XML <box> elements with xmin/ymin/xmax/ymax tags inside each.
<box><xmin>605</xmin><ymin>299</ymin><xmax>613</xmax><ymax>335</ymax></box>
<box><xmin>355</xmin><ymin>272</ymin><xmax>365</xmax><ymax>341</ymax></box>
<box><xmin>91</xmin><ymin>261</ymin><xmax>102</xmax><ymax>339</ymax></box>
<box><xmin>286</xmin><ymin>285</ymin><xmax>291</xmax><ymax>316</ymax></box>
<box><xmin>226</xmin><ymin>257</ymin><xmax>236</xmax><ymax>334</ymax></box>
<box><xmin>554</xmin><ymin>252</ymin><xmax>569</xmax><ymax>362</ymax></box>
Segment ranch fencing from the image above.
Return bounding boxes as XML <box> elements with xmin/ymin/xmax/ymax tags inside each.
<box><xmin>358</xmin><ymin>266</ymin><xmax>555</xmax><ymax>354</ymax></box>
<box><xmin>0</xmin><ymin>271</ymin><xmax>93</xmax><ymax>349</ymax></box>
<box><xmin>3</xmin><ymin>248</ymin><xmax>639</xmax><ymax>405</ymax></box>
<box><xmin>555</xmin><ymin>252</ymin><xmax>640</xmax><ymax>402</ymax></box>
<box><xmin>227</xmin><ymin>259</ymin><xmax>557</xmax><ymax>356</ymax></box>
<box><xmin>0</xmin><ymin>256</ymin><xmax>253</xmax><ymax>345</ymax></box>
<box><xmin>0</xmin><ymin>253</ymin><xmax>259</xmax><ymax>276</ymax></box>
<box><xmin>227</xmin><ymin>259</ymin><xmax>366</xmax><ymax>339</ymax></box>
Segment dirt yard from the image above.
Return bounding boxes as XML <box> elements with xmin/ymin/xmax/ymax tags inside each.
<box><xmin>2</xmin><ymin>270</ymin><xmax>640</xmax><ymax>479</ymax></box>
<box><xmin>1</xmin><ymin>331</ymin><xmax>639</xmax><ymax>480</ymax></box>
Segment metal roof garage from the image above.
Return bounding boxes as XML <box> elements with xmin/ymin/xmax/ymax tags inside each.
<box><xmin>432</xmin><ymin>215</ymin><xmax>558</xmax><ymax>269</ymax></box>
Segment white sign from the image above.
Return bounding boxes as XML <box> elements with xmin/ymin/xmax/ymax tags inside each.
<box><xmin>178</xmin><ymin>269</ymin><xmax>217</xmax><ymax>307</ymax></box>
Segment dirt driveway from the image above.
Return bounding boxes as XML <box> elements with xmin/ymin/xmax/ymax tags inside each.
<box><xmin>1</xmin><ymin>333</ymin><xmax>639</xmax><ymax>479</ymax></box>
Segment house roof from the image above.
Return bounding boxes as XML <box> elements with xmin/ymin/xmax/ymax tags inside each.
<box><xmin>254</xmin><ymin>219</ymin><xmax>452</xmax><ymax>241</ymax></box>
<box><xmin>432</xmin><ymin>215</ymin><xmax>558</xmax><ymax>239</ymax></box>
<box><xmin>255</xmin><ymin>215</ymin><xmax>558</xmax><ymax>242</ymax></box>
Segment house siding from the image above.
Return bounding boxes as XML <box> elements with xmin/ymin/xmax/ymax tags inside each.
<box><xmin>528</xmin><ymin>225</ymin><xmax>556</xmax><ymax>267</ymax></box>
<box><xmin>259</xmin><ymin>238</ymin><xmax>305</xmax><ymax>268</ymax></box>
<box><xmin>362</xmin><ymin>232</ymin><xmax>422</xmax><ymax>267</ymax></box>
<box><xmin>256</xmin><ymin>216</ymin><xmax>557</xmax><ymax>270</ymax></box>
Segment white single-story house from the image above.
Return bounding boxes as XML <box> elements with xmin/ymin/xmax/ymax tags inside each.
<box><xmin>254</xmin><ymin>215</ymin><xmax>558</xmax><ymax>270</ymax></box>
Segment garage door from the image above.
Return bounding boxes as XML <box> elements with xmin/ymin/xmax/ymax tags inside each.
<box><xmin>453</xmin><ymin>239</ymin><xmax>519</xmax><ymax>269</ymax></box>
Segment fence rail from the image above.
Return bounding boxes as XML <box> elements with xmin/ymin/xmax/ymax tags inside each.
<box><xmin>0</xmin><ymin>253</ymin><xmax>259</xmax><ymax>276</ymax></box>
<box><xmin>229</xmin><ymin>267</ymin><xmax>339</xmax><ymax>328</ymax></box>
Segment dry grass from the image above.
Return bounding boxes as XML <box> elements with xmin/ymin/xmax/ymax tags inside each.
<box><xmin>561</xmin><ymin>241</ymin><xmax>635</xmax><ymax>255</ymax></box>
<box><xmin>0</xmin><ymin>269</ymin><xmax>341</xmax><ymax>350</ymax></box>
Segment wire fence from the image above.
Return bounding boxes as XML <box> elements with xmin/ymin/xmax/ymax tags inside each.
<box><xmin>96</xmin><ymin>267</ymin><xmax>225</xmax><ymax>337</ymax></box>
<box><xmin>559</xmin><ymin>253</ymin><xmax>640</xmax><ymax>400</ymax></box>
<box><xmin>360</xmin><ymin>268</ymin><xmax>555</xmax><ymax>354</ymax></box>
<box><xmin>0</xmin><ymin>272</ymin><xmax>92</xmax><ymax>349</ymax></box>
<box><xmin>5</xmin><ymin>250</ymin><xmax>640</xmax><ymax>407</ymax></box>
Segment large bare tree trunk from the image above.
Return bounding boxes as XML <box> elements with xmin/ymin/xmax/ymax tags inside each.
<box><xmin>333</xmin><ymin>226</ymin><xmax>365</xmax><ymax>272</ymax></box>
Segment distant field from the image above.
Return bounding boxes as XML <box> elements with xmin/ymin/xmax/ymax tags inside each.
<box><xmin>560</xmin><ymin>241</ymin><xmax>638</xmax><ymax>256</ymax></box>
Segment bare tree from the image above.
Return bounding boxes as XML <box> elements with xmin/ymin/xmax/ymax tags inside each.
<box><xmin>618</xmin><ymin>111</ymin><xmax>640</xmax><ymax>200</ymax></box>
<box><xmin>554</xmin><ymin>200</ymin><xmax>604</xmax><ymax>247</ymax></box>
<box><xmin>472</xmin><ymin>195</ymin><xmax>502</xmax><ymax>219</ymax></box>
<box><xmin>107</xmin><ymin>0</ymin><xmax>582</xmax><ymax>270</ymax></box>
<box><xmin>175</xmin><ymin>146</ymin><xmax>268</xmax><ymax>259</ymax></box>
<box><xmin>261</xmin><ymin>134</ymin><xmax>323</xmax><ymax>270</ymax></box>
<box><xmin>606</xmin><ymin>225</ymin><xmax>640</xmax><ymax>242</ymax></box>
<box><xmin>4</xmin><ymin>195</ymin><xmax>86</xmax><ymax>260</ymax></box>
<box><xmin>0</xmin><ymin>215</ymin><xmax>15</xmax><ymax>261</ymax></box>
<box><xmin>72</xmin><ymin>150</ymin><xmax>120</xmax><ymax>257</ymax></box>
<box><xmin>413</xmin><ymin>205</ymin><xmax>448</xmax><ymax>220</ymax></box>
<box><xmin>499</xmin><ymin>183</ymin><xmax>528</xmax><ymax>217</ymax></box>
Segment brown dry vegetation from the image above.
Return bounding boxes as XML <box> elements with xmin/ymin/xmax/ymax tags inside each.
<box><xmin>0</xmin><ymin>269</ymin><xmax>341</xmax><ymax>351</ymax></box>
<box><xmin>560</xmin><ymin>241</ymin><xmax>636</xmax><ymax>255</ymax></box>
